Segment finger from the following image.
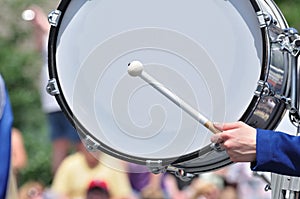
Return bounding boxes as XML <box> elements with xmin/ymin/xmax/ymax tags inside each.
<box><xmin>210</xmin><ymin>134</ymin><xmax>224</xmax><ymax>143</ymax></box>
<box><xmin>213</xmin><ymin>123</ymin><xmax>225</xmax><ymax>131</ymax></box>
<box><xmin>214</xmin><ymin>122</ymin><xmax>242</xmax><ymax>131</ymax></box>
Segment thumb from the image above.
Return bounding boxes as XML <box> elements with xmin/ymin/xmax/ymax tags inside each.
<box><xmin>213</xmin><ymin>123</ymin><xmax>224</xmax><ymax>131</ymax></box>
<box><xmin>214</xmin><ymin>122</ymin><xmax>242</xmax><ymax>131</ymax></box>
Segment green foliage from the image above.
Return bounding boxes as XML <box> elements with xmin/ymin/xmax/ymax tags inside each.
<box><xmin>275</xmin><ymin>0</ymin><xmax>300</xmax><ymax>29</ymax></box>
<box><xmin>0</xmin><ymin>0</ymin><xmax>53</xmax><ymax>187</ymax></box>
<box><xmin>0</xmin><ymin>39</ymin><xmax>41</xmax><ymax>128</ymax></box>
<box><xmin>19</xmin><ymin>124</ymin><xmax>52</xmax><ymax>186</ymax></box>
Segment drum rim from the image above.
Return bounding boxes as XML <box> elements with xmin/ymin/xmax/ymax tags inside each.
<box><xmin>47</xmin><ymin>0</ymin><xmax>289</xmax><ymax>170</ymax></box>
<box><xmin>240</xmin><ymin>0</ymin><xmax>289</xmax><ymax>130</ymax></box>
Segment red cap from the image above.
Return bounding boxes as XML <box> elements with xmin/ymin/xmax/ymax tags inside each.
<box><xmin>88</xmin><ymin>180</ymin><xmax>108</xmax><ymax>191</ymax></box>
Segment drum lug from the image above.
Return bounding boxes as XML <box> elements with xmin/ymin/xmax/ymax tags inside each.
<box><xmin>280</xmin><ymin>28</ymin><xmax>300</xmax><ymax>56</ymax></box>
<box><xmin>255</xmin><ymin>80</ymin><xmax>292</xmax><ymax>104</ymax></box>
<box><xmin>146</xmin><ymin>160</ymin><xmax>166</xmax><ymax>174</ymax></box>
<box><xmin>210</xmin><ymin>143</ymin><xmax>224</xmax><ymax>152</ymax></box>
<box><xmin>167</xmin><ymin>166</ymin><xmax>195</xmax><ymax>182</ymax></box>
<box><xmin>257</xmin><ymin>11</ymin><xmax>275</xmax><ymax>28</ymax></box>
<box><xmin>255</xmin><ymin>80</ymin><xmax>273</xmax><ymax>97</ymax></box>
<box><xmin>271</xmin><ymin>27</ymin><xmax>300</xmax><ymax>56</ymax></box>
<box><xmin>46</xmin><ymin>78</ymin><xmax>60</xmax><ymax>96</ymax></box>
<box><xmin>83</xmin><ymin>135</ymin><xmax>100</xmax><ymax>152</ymax></box>
<box><xmin>255</xmin><ymin>80</ymin><xmax>288</xmax><ymax>101</ymax></box>
<box><xmin>48</xmin><ymin>10</ymin><xmax>62</xmax><ymax>27</ymax></box>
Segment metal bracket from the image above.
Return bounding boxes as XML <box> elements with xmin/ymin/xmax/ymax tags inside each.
<box><xmin>257</xmin><ymin>11</ymin><xmax>275</xmax><ymax>28</ymax></box>
<box><xmin>46</xmin><ymin>78</ymin><xmax>60</xmax><ymax>96</ymax></box>
<box><xmin>83</xmin><ymin>135</ymin><xmax>100</xmax><ymax>152</ymax></box>
<box><xmin>255</xmin><ymin>80</ymin><xmax>293</xmax><ymax>108</ymax></box>
<box><xmin>274</xmin><ymin>28</ymin><xmax>300</xmax><ymax>56</ymax></box>
<box><xmin>272</xmin><ymin>173</ymin><xmax>300</xmax><ymax>199</ymax></box>
<box><xmin>167</xmin><ymin>166</ymin><xmax>195</xmax><ymax>182</ymax></box>
<box><xmin>253</xmin><ymin>172</ymin><xmax>271</xmax><ymax>192</ymax></box>
<box><xmin>255</xmin><ymin>81</ymin><xmax>300</xmax><ymax>127</ymax></box>
<box><xmin>146</xmin><ymin>160</ymin><xmax>165</xmax><ymax>174</ymax></box>
<box><xmin>255</xmin><ymin>80</ymin><xmax>273</xmax><ymax>97</ymax></box>
<box><xmin>285</xmin><ymin>28</ymin><xmax>300</xmax><ymax>56</ymax></box>
<box><xmin>210</xmin><ymin>143</ymin><xmax>224</xmax><ymax>152</ymax></box>
<box><xmin>289</xmin><ymin>110</ymin><xmax>300</xmax><ymax>128</ymax></box>
<box><xmin>146</xmin><ymin>162</ymin><xmax>196</xmax><ymax>181</ymax></box>
<box><xmin>48</xmin><ymin>10</ymin><xmax>62</xmax><ymax>27</ymax></box>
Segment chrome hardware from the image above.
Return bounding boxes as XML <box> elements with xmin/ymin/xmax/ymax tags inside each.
<box><xmin>272</xmin><ymin>173</ymin><xmax>300</xmax><ymax>199</ymax></box>
<box><xmin>289</xmin><ymin>111</ymin><xmax>300</xmax><ymax>128</ymax></box>
<box><xmin>210</xmin><ymin>143</ymin><xmax>224</xmax><ymax>152</ymax></box>
<box><xmin>285</xmin><ymin>28</ymin><xmax>300</xmax><ymax>56</ymax></box>
<box><xmin>265</xmin><ymin>184</ymin><xmax>272</xmax><ymax>192</ymax></box>
<box><xmin>257</xmin><ymin>11</ymin><xmax>267</xmax><ymax>28</ymax></box>
<box><xmin>257</xmin><ymin>12</ymin><xmax>276</xmax><ymax>28</ymax></box>
<box><xmin>167</xmin><ymin>166</ymin><xmax>195</xmax><ymax>182</ymax></box>
<box><xmin>83</xmin><ymin>135</ymin><xmax>100</xmax><ymax>152</ymax></box>
<box><xmin>273</xmin><ymin>28</ymin><xmax>300</xmax><ymax>56</ymax></box>
<box><xmin>284</xmin><ymin>27</ymin><xmax>299</xmax><ymax>40</ymax></box>
<box><xmin>48</xmin><ymin>10</ymin><xmax>62</xmax><ymax>27</ymax></box>
<box><xmin>253</xmin><ymin>172</ymin><xmax>271</xmax><ymax>192</ymax></box>
<box><xmin>46</xmin><ymin>78</ymin><xmax>60</xmax><ymax>96</ymax></box>
<box><xmin>255</xmin><ymin>80</ymin><xmax>272</xmax><ymax>97</ymax></box>
<box><xmin>255</xmin><ymin>80</ymin><xmax>292</xmax><ymax>107</ymax></box>
<box><xmin>146</xmin><ymin>160</ymin><xmax>166</xmax><ymax>174</ymax></box>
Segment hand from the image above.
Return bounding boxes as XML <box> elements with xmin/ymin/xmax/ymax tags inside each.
<box><xmin>24</xmin><ymin>5</ymin><xmax>50</xmax><ymax>52</ymax></box>
<box><xmin>28</xmin><ymin>5</ymin><xmax>49</xmax><ymax>32</ymax></box>
<box><xmin>210</xmin><ymin>121</ymin><xmax>257</xmax><ymax>162</ymax></box>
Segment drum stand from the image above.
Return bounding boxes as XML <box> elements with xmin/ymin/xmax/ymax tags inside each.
<box><xmin>270</xmin><ymin>125</ymin><xmax>300</xmax><ymax>199</ymax></box>
<box><xmin>269</xmin><ymin>28</ymin><xmax>300</xmax><ymax>199</ymax></box>
<box><xmin>271</xmin><ymin>173</ymin><xmax>300</xmax><ymax>199</ymax></box>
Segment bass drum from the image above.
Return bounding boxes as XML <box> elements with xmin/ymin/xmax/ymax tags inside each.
<box><xmin>48</xmin><ymin>0</ymin><xmax>291</xmax><ymax>173</ymax></box>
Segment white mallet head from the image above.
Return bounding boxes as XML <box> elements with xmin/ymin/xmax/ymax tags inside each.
<box><xmin>128</xmin><ymin>61</ymin><xmax>144</xmax><ymax>77</ymax></box>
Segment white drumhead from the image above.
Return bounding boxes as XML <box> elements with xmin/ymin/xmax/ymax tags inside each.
<box><xmin>56</xmin><ymin>0</ymin><xmax>262</xmax><ymax>159</ymax></box>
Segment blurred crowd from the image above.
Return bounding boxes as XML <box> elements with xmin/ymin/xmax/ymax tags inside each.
<box><xmin>14</xmin><ymin>141</ymin><xmax>272</xmax><ymax>199</ymax></box>
<box><xmin>5</xmin><ymin>4</ymin><xmax>272</xmax><ymax>199</ymax></box>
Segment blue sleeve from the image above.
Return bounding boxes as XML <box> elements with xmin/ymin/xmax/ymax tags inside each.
<box><xmin>251</xmin><ymin>128</ymin><xmax>300</xmax><ymax>177</ymax></box>
<box><xmin>0</xmin><ymin>75</ymin><xmax>13</xmax><ymax>199</ymax></box>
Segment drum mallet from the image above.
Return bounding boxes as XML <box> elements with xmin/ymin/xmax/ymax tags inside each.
<box><xmin>127</xmin><ymin>60</ymin><xmax>221</xmax><ymax>135</ymax></box>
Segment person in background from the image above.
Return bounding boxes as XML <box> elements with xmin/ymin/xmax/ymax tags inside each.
<box><xmin>23</xmin><ymin>5</ymin><xmax>81</xmax><ymax>174</ymax></box>
<box><xmin>188</xmin><ymin>175</ymin><xmax>223</xmax><ymax>199</ymax></box>
<box><xmin>163</xmin><ymin>173</ymin><xmax>195</xmax><ymax>199</ymax></box>
<box><xmin>86</xmin><ymin>180</ymin><xmax>110</xmax><ymax>199</ymax></box>
<box><xmin>18</xmin><ymin>181</ymin><xmax>44</xmax><ymax>199</ymax></box>
<box><xmin>11</xmin><ymin>127</ymin><xmax>27</xmax><ymax>177</ymax></box>
<box><xmin>126</xmin><ymin>163</ymin><xmax>165</xmax><ymax>199</ymax></box>
<box><xmin>0</xmin><ymin>74</ymin><xmax>18</xmax><ymax>199</ymax></box>
<box><xmin>51</xmin><ymin>143</ymin><xmax>132</xmax><ymax>199</ymax></box>
<box><xmin>164</xmin><ymin>172</ymin><xmax>224</xmax><ymax>199</ymax></box>
<box><xmin>215</xmin><ymin>163</ymin><xmax>271</xmax><ymax>199</ymax></box>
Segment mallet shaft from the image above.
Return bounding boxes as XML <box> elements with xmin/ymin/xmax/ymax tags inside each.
<box><xmin>128</xmin><ymin>61</ymin><xmax>220</xmax><ymax>134</ymax></box>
